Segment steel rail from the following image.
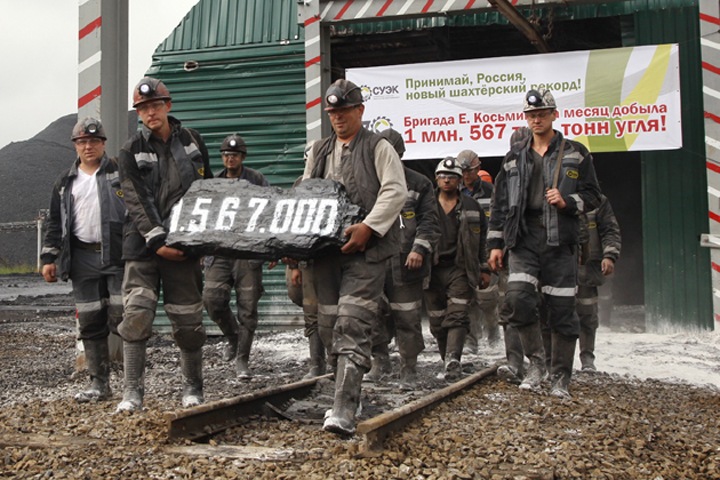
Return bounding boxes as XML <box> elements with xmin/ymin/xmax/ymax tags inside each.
<box><xmin>356</xmin><ymin>364</ymin><xmax>499</xmax><ymax>455</ymax></box>
<box><xmin>166</xmin><ymin>373</ymin><xmax>332</xmax><ymax>440</ymax></box>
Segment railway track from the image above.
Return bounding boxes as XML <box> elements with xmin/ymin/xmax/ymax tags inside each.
<box><xmin>167</xmin><ymin>364</ymin><xmax>498</xmax><ymax>456</ymax></box>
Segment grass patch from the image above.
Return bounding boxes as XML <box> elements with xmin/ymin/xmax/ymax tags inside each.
<box><xmin>0</xmin><ymin>264</ymin><xmax>37</xmax><ymax>275</ymax></box>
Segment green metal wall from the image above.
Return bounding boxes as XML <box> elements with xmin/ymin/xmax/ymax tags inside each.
<box><xmin>632</xmin><ymin>3</ymin><xmax>713</xmax><ymax>331</ymax></box>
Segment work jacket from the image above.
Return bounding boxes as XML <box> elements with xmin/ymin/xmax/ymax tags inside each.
<box><xmin>435</xmin><ymin>192</ymin><xmax>487</xmax><ymax>289</ymax></box>
<box><xmin>488</xmin><ymin>130</ymin><xmax>602</xmax><ymax>251</ymax></box>
<box><xmin>579</xmin><ymin>194</ymin><xmax>622</xmax><ymax>287</ymax></box>
<box><xmin>41</xmin><ymin>155</ymin><xmax>126</xmax><ymax>281</ymax></box>
<box><xmin>118</xmin><ymin>116</ymin><xmax>212</xmax><ymax>259</ymax></box>
<box><xmin>391</xmin><ymin>167</ymin><xmax>441</xmax><ymax>283</ymax></box>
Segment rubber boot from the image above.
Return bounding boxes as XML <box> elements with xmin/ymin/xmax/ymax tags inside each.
<box><xmin>75</xmin><ymin>338</ymin><xmax>112</xmax><ymax>403</ymax></box>
<box><xmin>115</xmin><ymin>341</ymin><xmax>146</xmax><ymax>413</ymax></box>
<box><xmin>236</xmin><ymin>328</ymin><xmax>254</xmax><ymax>379</ymax></box>
<box><xmin>222</xmin><ymin>334</ymin><xmax>239</xmax><ymax>362</ymax></box>
<box><xmin>436</xmin><ymin>332</ymin><xmax>448</xmax><ymax>361</ymax></box>
<box><xmin>464</xmin><ymin>305</ymin><xmax>481</xmax><ymax>355</ymax></box>
<box><xmin>497</xmin><ymin>325</ymin><xmax>525</xmax><ymax>385</ymax></box>
<box><xmin>541</xmin><ymin>328</ymin><xmax>552</xmax><ymax>373</ymax></box>
<box><xmin>444</xmin><ymin>327</ymin><xmax>466</xmax><ymax>381</ymax></box>
<box><xmin>482</xmin><ymin>307</ymin><xmax>501</xmax><ymax>348</ymax></box>
<box><xmin>303</xmin><ymin>331</ymin><xmax>327</xmax><ymax>379</ymax></box>
<box><xmin>517</xmin><ymin>323</ymin><xmax>547</xmax><ymax>391</ymax></box>
<box><xmin>579</xmin><ymin>328</ymin><xmax>597</xmax><ymax>372</ymax></box>
<box><xmin>550</xmin><ymin>333</ymin><xmax>576</xmax><ymax>398</ymax></box>
<box><xmin>365</xmin><ymin>342</ymin><xmax>392</xmax><ymax>382</ymax></box>
<box><xmin>180</xmin><ymin>349</ymin><xmax>204</xmax><ymax>408</ymax></box>
<box><xmin>398</xmin><ymin>356</ymin><xmax>418</xmax><ymax>387</ymax></box>
<box><xmin>323</xmin><ymin>356</ymin><xmax>363</xmax><ymax>436</ymax></box>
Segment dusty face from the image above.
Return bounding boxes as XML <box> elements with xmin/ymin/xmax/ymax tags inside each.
<box><xmin>73</xmin><ymin>137</ymin><xmax>105</xmax><ymax>166</ymax></box>
<box><xmin>524</xmin><ymin>108</ymin><xmax>557</xmax><ymax>136</ymax></box>
<box><xmin>327</xmin><ymin>104</ymin><xmax>364</xmax><ymax>142</ymax></box>
<box><xmin>222</xmin><ymin>152</ymin><xmax>244</xmax><ymax>177</ymax></box>
<box><xmin>136</xmin><ymin>99</ymin><xmax>171</xmax><ymax>135</ymax></box>
<box><xmin>436</xmin><ymin>173</ymin><xmax>461</xmax><ymax>193</ymax></box>
<box><xmin>462</xmin><ymin>161</ymin><xmax>481</xmax><ymax>188</ymax></box>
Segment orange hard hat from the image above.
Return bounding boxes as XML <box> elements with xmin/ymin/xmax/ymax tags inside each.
<box><xmin>479</xmin><ymin>170</ymin><xmax>493</xmax><ymax>184</ymax></box>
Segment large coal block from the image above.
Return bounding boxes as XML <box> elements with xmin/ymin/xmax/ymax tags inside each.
<box><xmin>166</xmin><ymin>178</ymin><xmax>365</xmax><ymax>260</ymax></box>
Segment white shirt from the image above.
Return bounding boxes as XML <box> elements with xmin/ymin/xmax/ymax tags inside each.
<box><xmin>71</xmin><ymin>169</ymin><xmax>102</xmax><ymax>243</ymax></box>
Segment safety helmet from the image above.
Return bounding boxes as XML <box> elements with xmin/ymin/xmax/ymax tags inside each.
<box><xmin>456</xmin><ymin>149</ymin><xmax>480</xmax><ymax>170</ymax></box>
<box><xmin>435</xmin><ymin>157</ymin><xmax>462</xmax><ymax>177</ymax></box>
<box><xmin>324</xmin><ymin>79</ymin><xmax>363</xmax><ymax>111</ymax></box>
<box><xmin>378</xmin><ymin>128</ymin><xmax>405</xmax><ymax>158</ymax></box>
<box><xmin>220</xmin><ymin>133</ymin><xmax>247</xmax><ymax>154</ymax></box>
<box><xmin>71</xmin><ymin>117</ymin><xmax>107</xmax><ymax>141</ymax></box>
<box><xmin>523</xmin><ymin>89</ymin><xmax>556</xmax><ymax>112</ymax></box>
<box><xmin>132</xmin><ymin>77</ymin><xmax>172</xmax><ymax>108</ymax></box>
<box><xmin>479</xmin><ymin>170</ymin><xmax>493</xmax><ymax>184</ymax></box>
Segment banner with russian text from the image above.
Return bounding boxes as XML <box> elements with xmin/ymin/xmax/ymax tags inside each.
<box><xmin>347</xmin><ymin>44</ymin><xmax>681</xmax><ymax>159</ymax></box>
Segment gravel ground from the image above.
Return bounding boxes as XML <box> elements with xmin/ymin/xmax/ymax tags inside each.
<box><xmin>1</xmin><ymin>275</ymin><xmax>719</xmax><ymax>479</ymax></box>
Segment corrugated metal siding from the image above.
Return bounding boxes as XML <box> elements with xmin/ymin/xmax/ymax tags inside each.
<box><xmin>633</xmin><ymin>3</ymin><xmax>713</xmax><ymax>331</ymax></box>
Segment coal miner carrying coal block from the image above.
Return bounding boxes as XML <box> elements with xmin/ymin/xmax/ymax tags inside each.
<box><xmin>302</xmin><ymin>79</ymin><xmax>407</xmax><ymax>436</ymax></box>
<box><xmin>202</xmin><ymin>133</ymin><xmax>271</xmax><ymax>379</ymax></box>
<box><xmin>40</xmin><ymin>117</ymin><xmax>126</xmax><ymax>404</ymax></box>
<box><xmin>116</xmin><ymin>77</ymin><xmax>213</xmax><ymax>413</ymax></box>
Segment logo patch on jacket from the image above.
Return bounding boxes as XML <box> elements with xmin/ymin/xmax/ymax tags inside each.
<box><xmin>198</xmin><ymin>167</ymin><xmax>205</xmax><ymax>177</ymax></box>
<box><xmin>566</xmin><ymin>170</ymin><xmax>579</xmax><ymax>179</ymax></box>
<box><xmin>402</xmin><ymin>211</ymin><xmax>416</xmax><ymax>219</ymax></box>
<box><xmin>471</xmin><ymin>227</ymin><xmax>482</xmax><ymax>234</ymax></box>
<box><xmin>116</xmin><ymin>190</ymin><xmax>124</xmax><ymax>198</ymax></box>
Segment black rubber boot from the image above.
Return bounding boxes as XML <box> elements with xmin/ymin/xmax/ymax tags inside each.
<box><xmin>115</xmin><ymin>341</ymin><xmax>146</xmax><ymax>413</ymax></box>
<box><xmin>323</xmin><ymin>356</ymin><xmax>363</xmax><ymax>436</ymax></box>
<box><xmin>444</xmin><ymin>327</ymin><xmax>466</xmax><ymax>381</ymax></box>
<box><xmin>180</xmin><ymin>348</ymin><xmax>204</xmax><ymax>408</ymax></box>
<box><xmin>497</xmin><ymin>325</ymin><xmax>525</xmax><ymax>385</ymax></box>
<box><xmin>579</xmin><ymin>328</ymin><xmax>597</xmax><ymax>372</ymax></box>
<box><xmin>517</xmin><ymin>323</ymin><xmax>547</xmax><ymax>391</ymax></box>
<box><xmin>550</xmin><ymin>333</ymin><xmax>577</xmax><ymax>398</ymax></box>
<box><xmin>398</xmin><ymin>356</ymin><xmax>418</xmax><ymax>387</ymax></box>
<box><xmin>222</xmin><ymin>334</ymin><xmax>239</xmax><ymax>362</ymax></box>
<box><xmin>75</xmin><ymin>338</ymin><xmax>112</xmax><ymax>403</ymax></box>
<box><xmin>236</xmin><ymin>328</ymin><xmax>255</xmax><ymax>379</ymax></box>
<box><xmin>303</xmin><ymin>331</ymin><xmax>327</xmax><ymax>379</ymax></box>
<box><xmin>365</xmin><ymin>343</ymin><xmax>392</xmax><ymax>382</ymax></box>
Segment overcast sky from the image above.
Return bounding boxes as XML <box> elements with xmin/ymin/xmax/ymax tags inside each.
<box><xmin>0</xmin><ymin>0</ymin><xmax>201</xmax><ymax>149</ymax></box>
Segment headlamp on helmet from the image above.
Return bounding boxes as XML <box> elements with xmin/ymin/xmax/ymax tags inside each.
<box><xmin>71</xmin><ymin>116</ymin><xmax>107</xmax><ymax>141</ymax></box>
<box><xmin>220</xmin><ymin>133</ymin><xmax>247</xmax><ymax>154</ymax></box>
<box><xmin>435</xmin><ymin>156</ymin><xmax>463</xmax><ymax>177</ymax></box>
<box><xmin>324</xmin><ymin>79</ymin><xmax>363</xmax><ymax>111</ymax></box>
<box><xmin>132</xmin><ymin>77</ymin><xmax>172</xmax><ymax>108</ymax></box>
<box><xmin>523</xmin><ymin>88</ymin><xmax>556</xmax><ymax>112</ymax></box>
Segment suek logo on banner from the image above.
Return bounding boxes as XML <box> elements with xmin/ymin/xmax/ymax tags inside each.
<box><xmin>361</xmin><ymin>84</ymin><xmax>400</xmax><ymax>102</ymax></box>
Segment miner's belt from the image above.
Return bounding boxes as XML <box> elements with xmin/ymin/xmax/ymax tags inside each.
<box><xmin>72</xmin><ymin>238</ymin><xmax>101</xmax><ymax>252</ymax></box>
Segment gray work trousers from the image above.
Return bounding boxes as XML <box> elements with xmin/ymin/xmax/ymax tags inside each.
<box><xmin>505</xmin><ymin>218</ymin><xmax>579</xmax><ymax>337</ymax></box>
<box><xmin>313</xmin><ymin>252</ymin><xmax>385</xmax><ymax>371</ymax></box>
<box><xmin>423</xmin><ymin>263</ymin><xmax>472</xmax><ymax>340</ymax></box>
<box><xmin>70</xmin><ymin>247</ymin><xmax>123</xmax><ymax>340</ymax></box>
<box><xmin>119</xmin><ymin>256</ymin><xmax>206</xmax><ymax>350</ymax></box>
<box><xmin>203</xmin><ymin>257</ymin><xmax>264</xmax><ymax>334</ymax></box>
<box><xmin>372</xmin><ymin>260</ymin><xmax>425</xmax><ymax>359</ymax></box>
